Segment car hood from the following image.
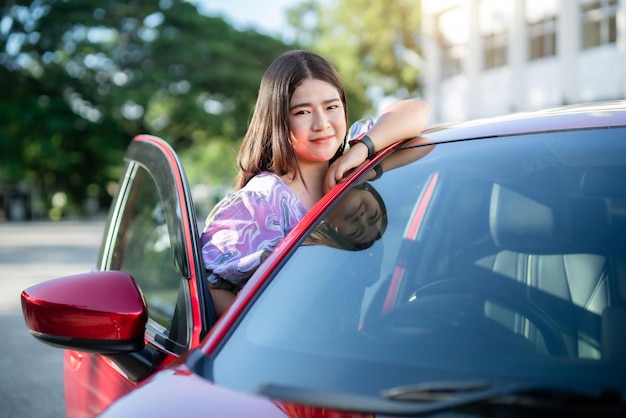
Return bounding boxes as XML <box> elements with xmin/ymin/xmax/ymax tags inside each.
<box><xmin>97</xmin><ymin>363</ymin><xmax>379</xmax><ymax>418</ymax></box>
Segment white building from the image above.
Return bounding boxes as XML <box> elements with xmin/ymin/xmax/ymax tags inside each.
<box><xmin>421</xmin><ymin>0</ymin><xmax>626</xmax><ymax>124</ymax></box>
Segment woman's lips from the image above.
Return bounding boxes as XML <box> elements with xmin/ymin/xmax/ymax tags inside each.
<box><xmin>311</xmin><ymin>134</ymin><xmax>334</xmax><ymax>142</ymax></box>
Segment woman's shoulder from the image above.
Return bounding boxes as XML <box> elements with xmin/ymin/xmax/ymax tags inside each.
<box><xmin>243</xmin><ymin>172</ymin><xmax>306</xmax><ymax>217</ymax></box>
<box><xmin>216</xmin><ymin>172</ymin><xmax>296</xmax><ymax>209</ymax></box>
<box><xmin>245</xmin><ymin>171</ymin><xmax>283</xmax><ymax>188</ymax></box>
<box><xmin>202</xmin><ymin>171</ymin><xmax>306</xmax><ymax>234</ymax></box>
<box><xmin>241</xmin><ymin>171</ymin><xmax>297</xmax><ymax>199</ymax></box>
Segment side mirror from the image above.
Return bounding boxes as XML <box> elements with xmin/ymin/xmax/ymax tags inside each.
<box><xmin>21</xmin><ymin>270</ymin><xmax>148</xmax><ymax>354</ymax></box>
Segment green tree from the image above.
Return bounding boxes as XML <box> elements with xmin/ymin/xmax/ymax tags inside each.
<box><xmin>1</xmin><ymin>0</ymin><xmax>290</xmax><ymax>218</ymax></box>
<box><xmin>0</xmin><ymin>3</ymin><xmax>125</xmax><ymax>219</ymax></box>
<box><xmin>286</xmin><ymin>0</ymin><xmax>424</xmax><ymax>118</ymax></box>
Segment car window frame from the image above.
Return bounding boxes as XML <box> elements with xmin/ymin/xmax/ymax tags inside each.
<box><xmin>98</xmin><ymin>135</ymin><xmax>216</xmax><ymax>355</ymax></box>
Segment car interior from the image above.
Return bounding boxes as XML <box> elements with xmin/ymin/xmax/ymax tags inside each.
<box><xmin>463</xmin><ymin>182</ymin><xmax>611</xmax><ymax>358</ymax></box>
<box><xmin>355</xmin><ymin>133</ymin><xmax>626</xmax><ymax>365</ymax></box>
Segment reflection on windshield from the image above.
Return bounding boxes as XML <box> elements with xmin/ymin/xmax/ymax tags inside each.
<box><xmin>212</xmin><ymin>129</ymin><xmax>626</xmax><ymax>404</ymax></box>
<box><xmin>306</xmin><ymin>183</ymin><xmax>387</xmax><ymax>251</ymax></box>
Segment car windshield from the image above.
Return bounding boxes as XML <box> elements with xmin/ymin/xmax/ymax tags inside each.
<box><xmin>210</xmin><ymin>127</ymin><xmax>626</xmax><ymax>401</ymax></box>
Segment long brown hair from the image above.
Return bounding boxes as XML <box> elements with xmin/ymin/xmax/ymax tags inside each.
<box><xmin>235</xmin><ymin>50</ymin><xmax>349</xmax><ymax>190</ymax></box>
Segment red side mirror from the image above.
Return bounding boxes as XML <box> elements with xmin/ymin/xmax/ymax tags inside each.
<box><xmin>21</xmin><ymin>270</ymin><xmax>148</xmax><ymax>354</ymax></box>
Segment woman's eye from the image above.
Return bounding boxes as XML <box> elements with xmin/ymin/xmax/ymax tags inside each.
<box><xmin>368</xmin><ymin>210</ymin><xmax>380</xmax><ymax>222</ymax></box>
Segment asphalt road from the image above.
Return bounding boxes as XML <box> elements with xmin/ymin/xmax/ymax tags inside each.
<box><xmin>0</xmin><ymin>220</ymin><xmax>104</xmax><ymax>418</ymax></box>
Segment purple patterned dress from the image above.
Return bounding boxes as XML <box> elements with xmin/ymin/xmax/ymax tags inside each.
<box><xmin>200</xmin><ymin>172</ymin><xmax>307</xmax><ymax>292</ymax></box>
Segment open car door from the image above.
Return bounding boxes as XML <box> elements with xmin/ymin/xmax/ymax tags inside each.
<box><xmin>22</xmin><ymin>135</ymin><xmax>216</xmax><ymax>417</ymax></box>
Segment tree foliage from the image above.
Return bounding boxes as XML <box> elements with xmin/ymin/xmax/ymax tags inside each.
<box><xmin>286</xmin><ymin>0</ymin><xmax>424</xmax><ymax>117</ymax></box>
<box><xmin>1</xmin><ymin>0</ymin><xmax>289</xmax><ymax>218</ymax></box>
<box><xmin>1</xmin><ymin>0</ymin><xmax>425</xmax><ymax>220</ymax></box>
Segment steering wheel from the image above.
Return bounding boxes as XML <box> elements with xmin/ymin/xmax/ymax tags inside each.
<box><xmin>363</xmin><ymin>279</ymin><xmax>570</xmax><ymax>357</ymax></box>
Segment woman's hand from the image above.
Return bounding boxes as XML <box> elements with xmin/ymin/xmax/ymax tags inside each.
<box><xmin>324</xmin><ymin>141</ymin><xmax>369</xmax><ymax>192</ymax></box>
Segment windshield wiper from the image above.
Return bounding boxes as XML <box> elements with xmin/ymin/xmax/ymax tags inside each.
<box><xmin>257</xmin><ymin>380</ymin><xmax>626</xmax><ymax>416</ymax></box>
<box><xmin>382</xmin><ymin>379</ymin><xmax>494</xmax><ymax>401</ymax></box>
<box><xmin>257</xmin><ymin>380</ymin><xmax>508</xmax><ymax>416</ymax></box>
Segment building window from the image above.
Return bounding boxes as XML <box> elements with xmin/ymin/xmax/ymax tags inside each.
<box><xmin>483</xmin><ymin>32</ymin><xmax>508</xmax><ymax>70</ymax></box>
<box><xmin>437</xmin><ymin>6</ymin><xmax>468</xmax><ymax>79</ymax></box>
<box><xmin>480</xmin><ymin>0</ymin><xmax>510</xmax><ymax>70</ymax></box>
<box><xmin>581</xmin><ymin>0</ymin><xmax>618</xmax><ymax>49</ymax></box>
<box><xmin>526</xmin><ymin>0</ymin><xmax>558</xmax><ymax>60</ymax></box>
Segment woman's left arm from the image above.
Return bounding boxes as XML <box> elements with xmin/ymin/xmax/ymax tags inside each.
<box><xmin>325</xmin><ymin>99</ymin><xmax>429</xmax><ymax>191</ymax></box>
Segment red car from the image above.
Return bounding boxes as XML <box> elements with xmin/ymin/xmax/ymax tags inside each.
<box><xmin>22</xmin><ymin>101</ymin><xmax>626</xmax><ymax>417</ymax></box>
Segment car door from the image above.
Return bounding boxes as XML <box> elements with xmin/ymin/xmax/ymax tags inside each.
<box><xmin>64</xmin><ymin>135</ymin><xmax>216</xmax><ymax>418</ymax></box>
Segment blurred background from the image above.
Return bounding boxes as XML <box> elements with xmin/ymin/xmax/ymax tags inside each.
<box><xmin>0</xmin><ymin>0</ymin><xmax>624</xmax><ymax>223</ymax></box>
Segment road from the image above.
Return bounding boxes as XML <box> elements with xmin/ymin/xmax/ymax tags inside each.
<box><xmin>0</xmin><ymin>220</ymin><xmax>104</xmax><ymax>418</ymax></box>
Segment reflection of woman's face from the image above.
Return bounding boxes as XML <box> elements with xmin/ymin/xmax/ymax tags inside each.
<box><xmin>327</xmin><ymin>188</ymin><xmax>383</xmax><ymax>244</ymax></box>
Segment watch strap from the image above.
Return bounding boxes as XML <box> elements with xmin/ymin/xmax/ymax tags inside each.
<box><xmin>359</xmin><ymin>135</ymin><xmax>376</xmax><ymax>159</ymax></box>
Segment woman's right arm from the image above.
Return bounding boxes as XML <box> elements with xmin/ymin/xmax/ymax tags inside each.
<box><xmin>363</xmin><ymin>99</ymin><xmax>430</xmax><ymax>152</ymax></box>
<box><xmin>325</xmin><ymin>99</ymin><xmax>430</xmax><ymax>191</ymax></box>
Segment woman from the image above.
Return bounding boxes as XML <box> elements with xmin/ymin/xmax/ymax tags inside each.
<box><xmin>201</xmin><ymin>50</ymin><xmax>429</xmax><ymax>315</ymax></box>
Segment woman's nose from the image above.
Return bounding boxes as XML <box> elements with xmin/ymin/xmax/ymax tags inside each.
<box><xmin>355</xmin><ymin>212</ymin><xmax>368</xmax><ymax>229</ymax></box>
<box><xmin>312</xmin><ymin>111</ymin><xmax>329</xmax><ymax>131</ymax></box>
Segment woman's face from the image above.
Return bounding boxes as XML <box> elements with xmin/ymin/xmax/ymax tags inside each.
<box><xmin>327</xmin><ymin>187</ymin><xmax>384</xmax><ymax>245</ymax></box>
<box><xmin>288</xmin><ymin>78</ymin><xmax>347</xmax><ymax>166</ymax></box>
